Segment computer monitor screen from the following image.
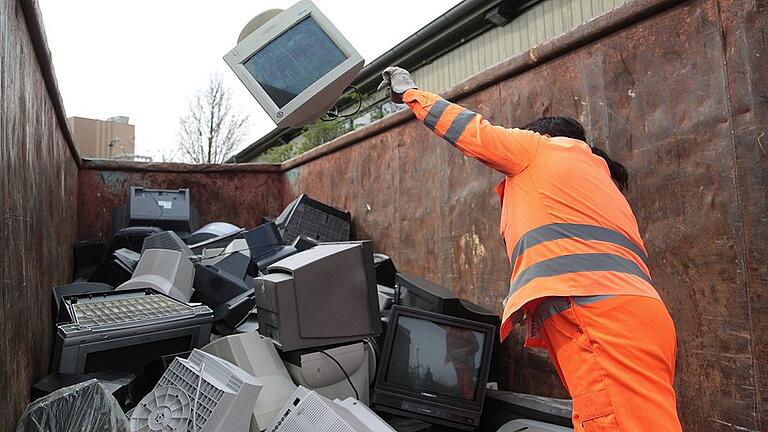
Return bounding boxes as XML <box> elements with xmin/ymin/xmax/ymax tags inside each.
<box><xmin>373</xmin><ymin>306</ymin><xmax>494</xmax><ymax>431</ymax></box>
<box><xmin>223</xmin><ymin>0</ymin><xmax>364</xmax><ymax>128</ymax></box>
<box><xmin>386</xmin><ymin>316</ymin><xmax>485</xmax><ymax>401</ymax></box>
<box><xmin>244</xmin><ymin>17</ymin><xmax>346</xmax><ymax>108</ymax></box>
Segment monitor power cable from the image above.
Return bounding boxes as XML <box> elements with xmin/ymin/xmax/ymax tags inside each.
<box><xmin>320</xmin><ymin>350</ymin><xmax>360</xmax><ymax>401</ymax></box>
<box><xmin>321</xmin><ymin>85</ymin><xmax>363</xmax><ymax>121</ymax></box>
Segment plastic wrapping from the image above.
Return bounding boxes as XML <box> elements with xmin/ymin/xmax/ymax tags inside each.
<box><xmin>15</xmin><ymin>379</ymin><xmax>129</xmax><ymax>432</ymax></box>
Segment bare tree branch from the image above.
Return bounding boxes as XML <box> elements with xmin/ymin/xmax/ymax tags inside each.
<box><xmin>176</xmin><ymin>74</ymin><xmax>250</xmax><ymax>164</ymax></box>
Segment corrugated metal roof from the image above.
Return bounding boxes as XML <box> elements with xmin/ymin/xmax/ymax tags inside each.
<box><xmin>414</xmin><ymin>0</ymin><xmax>626</xmax><ymax>93</ymax></box>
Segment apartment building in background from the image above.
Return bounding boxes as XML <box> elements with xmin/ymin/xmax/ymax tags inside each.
<box><xmin>68</xmin><ymin>115</ymin><xmax>135</xmax><ymax>159</ymax></box>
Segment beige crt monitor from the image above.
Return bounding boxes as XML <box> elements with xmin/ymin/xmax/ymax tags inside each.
<box><xmin>224</xmin><ymin>0</ymin><xmax>364</xmax><ymax>129</ymax></box>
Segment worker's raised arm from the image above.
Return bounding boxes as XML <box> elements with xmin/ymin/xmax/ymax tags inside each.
<box><xmin>378</xmin><ymin>67</ymin><xmax>541</xmax><ymax>176</ymax></box>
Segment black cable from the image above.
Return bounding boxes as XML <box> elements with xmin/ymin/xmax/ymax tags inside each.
<box><xmin>320</xmin><ymin>350</ymin><xmax>360</xmax><ymax>401</ymax></box>
<box><xmin>321</xmin><ymin>85</ymin><xmax>363</xmax><ymax>121</ymax></box>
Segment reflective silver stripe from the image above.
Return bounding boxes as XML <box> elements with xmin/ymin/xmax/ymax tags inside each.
<box><xmin>535</xmin><ymin>295</ymin><xmax>615</xmax><ymax>326</ymax></box>
<box><xmin>424</xmin><ymin>99</ymin><xmax>450</xmax><ymax>131</ymax></box>
<box><xmin>574</xmin><ymin>295</ymin><xmax>614</xmax><ymax>306</ymax></box>
<box><xmin>535</xmin><ymin>297</ymin><xmax>571</xmax><ymax>324</ymax></box>
<box><xmin>510</xmin><ymin>223</ymin><xmax>649</xmax><ymax>267</ymax></box>
<box><xmin>443</xmin><ymin>109</ymin><xmax>477</xmax><ymax>145</ymax></box>
<box><xmin>508</xmin><ymin>253</ymin><xmax>652</xmax><ymax>299</ymax></box>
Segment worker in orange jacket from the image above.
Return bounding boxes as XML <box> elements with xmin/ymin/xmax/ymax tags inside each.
<box><xmin>379</xmin><ymin>67</ymin><xmax>682</xmax><ymax>431</ymax></box>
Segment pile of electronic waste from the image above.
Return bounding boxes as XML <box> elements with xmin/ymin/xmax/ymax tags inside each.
<box><xmin>17</xmin><ymin>186</ymin><xmax>572</xmax><ymax>432</ymax></box>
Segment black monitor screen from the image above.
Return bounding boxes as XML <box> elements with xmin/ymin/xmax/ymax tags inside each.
<box><xmin>244</xmin><ymin>17</ymin><xmax>347</xmax><ymax>108</ymax></box>
<box><xmin>84</xmin><ymin>336</ymin><xmax>192</xmax><ymax>373</ymax></box>
<box><xmin>386</xmin><ymin>316</ymin><xmax>485</xmax><ymax>401</ymax></box>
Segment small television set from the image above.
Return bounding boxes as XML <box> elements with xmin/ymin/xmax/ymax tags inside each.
<box><xmin>396</xmin><ymin>273</ymin><xmax>502</xmax><ymax>383</ymax></box>
<box><xmin>267</xmin><ymin>386</ymin><xmax>396</xmax><ymax>432</ymax></box>
<box><xmin>223</xmin><ymin>0</ymin><xmax>364</xmax><ymax>128</ymax></box>
<box><xmin>373</xmin><ymin>306</ymin><xmax>495</xmax><ymax>431</ymax></box>
<box><xmin>202</xmin><ymin>333</ymin><xmax>297</xmax><ymax>431</ymax></box>
<box><xmin>116</xmin><ymin>249</ymin><xmax>196</xmax><ymax>302</ymax></box>
<box><xmin>52</xmin><ymin>288</ymin><xmax>213</xmax><ymax>376</ymax></box>
<box><xmin>254</xmin><ymin>241</ymin><xmax>381</xmax><ymax>351</ymax></box>
<box><xmin>275</xmin><ymin>194</ymin><xmax>351</xmax><ymax>244</ymax></box>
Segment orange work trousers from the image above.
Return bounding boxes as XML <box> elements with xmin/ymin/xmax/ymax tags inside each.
<box><xmin>539</xmin><ymin>295</ymin><xmax>682</xmax><ymax>431</ymax></box>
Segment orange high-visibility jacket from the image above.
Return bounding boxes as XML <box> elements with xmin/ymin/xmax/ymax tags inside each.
<box><xmin>403</xmin><ymin>89</ymin><xmax>661</xmax><ymax>342</ymax></box>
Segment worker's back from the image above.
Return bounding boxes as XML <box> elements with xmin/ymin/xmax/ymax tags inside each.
<box><xmin>497</xmin><ymin>135</ymin><xmax>659</xmax><ymax>337</ymax></box>
<box><xmin>500</xmin><ymin>135</ymin><xmax>646</xmax><ymax>274</ymax></box>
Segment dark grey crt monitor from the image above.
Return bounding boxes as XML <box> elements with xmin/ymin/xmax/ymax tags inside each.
<box><xmin>254</xmin><ymin>241</ymin><xmax>381</xmax><ymax>352</ymax></box>
<box><xmin>223</xmin><ymin>0</ymin><xmax>364</xmax><ymax>128</ymax></box>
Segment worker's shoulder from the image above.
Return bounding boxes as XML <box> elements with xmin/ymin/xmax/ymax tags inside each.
<box><xmin>544</xmin><ymin>136</ymin><xmax>591</xmax><ymax>151</ymax></box>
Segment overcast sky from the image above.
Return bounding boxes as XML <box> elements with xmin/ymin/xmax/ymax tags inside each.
<box><xmin>38</xmin><ymin>1</ymin><xmax>462</xmax><ymax>161</ymax></box>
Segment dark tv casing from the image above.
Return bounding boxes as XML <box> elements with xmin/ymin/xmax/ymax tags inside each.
<box><xmin>373</xmin><ymin>306</ymin><xmax>495</xmax><ymax>431</ymax></box>
<box><xmin>395</xmin><ymin>273</ymin><xmax>502</xmax><ymax>382</ymax></box>
<box><xmin>396</xmin><ymin>273</ymin><xmax>499</xmax><ymax>327</ymax></box>
<box><xmin>254</xmin><ymin>241</ymin><xmax>381</xmax><ymax>352</ymax></box>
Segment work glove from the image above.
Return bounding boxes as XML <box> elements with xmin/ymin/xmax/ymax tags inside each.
<box><xmin>377</xmin><ymin>66</ymin><xmax>417</xmax><ymax>104</ymax></box>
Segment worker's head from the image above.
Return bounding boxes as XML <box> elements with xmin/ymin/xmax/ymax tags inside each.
<box><xmin>522</xmin><ymin>116</ymin><xmax>586</xmax><ymax>141</ymax></box>
<box><xmin>522</xmin><ymin>116</ymin><xmax>629</xmax><ymax>191</ymax></box>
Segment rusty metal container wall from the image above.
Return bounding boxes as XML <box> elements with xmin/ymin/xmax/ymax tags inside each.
<box><xmin>0</xmin><ymin>1</ymin><xmax>80</xmax><ymax>431</ymax></box>
<box><xmin>77</xmin><ymin>161</ymin><xmax>285</xmax><ymax>241</ymax></box>
<box><xmin>279</xmin><ymin>0</ymin><xmax>768</xmax><ymax>430</ymax></box>
<box><xmin>2</xmin><ymin>0</ymin><xmax>766</xmax><ymax>430</ymax></box>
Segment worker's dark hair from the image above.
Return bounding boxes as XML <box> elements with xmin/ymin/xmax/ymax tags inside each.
<box><xmin>522</xmin><ymin>116</ymin><xmax>629</xmax><ymax>191</ymax></box>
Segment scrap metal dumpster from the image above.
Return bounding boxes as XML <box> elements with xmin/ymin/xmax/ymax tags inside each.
<box><xmin>2</xmin><ymin>0</ymin><xmax>766</xmax><ymax>431</ymax></box>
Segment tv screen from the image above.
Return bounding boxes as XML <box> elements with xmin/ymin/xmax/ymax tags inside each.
<box><xmin>386</xmin><ymin>315</ymin><xmax>485</xmax><ymax>401</ymax></box>
<box><xmin>244</xmin><ymin>17</ymin><xmax>347</xmax><ymax>108</ymax></box>
<box><xmin>373</xmin><ymin>306</ymin><xmax>494</xmax><ymax>430</ymax></box>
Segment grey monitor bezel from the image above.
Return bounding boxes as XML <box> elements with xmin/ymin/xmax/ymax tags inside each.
<box><xmin>223</xmin><ymin>0</ymin><xmax>364</xmax><ymax>128</ymax></box>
